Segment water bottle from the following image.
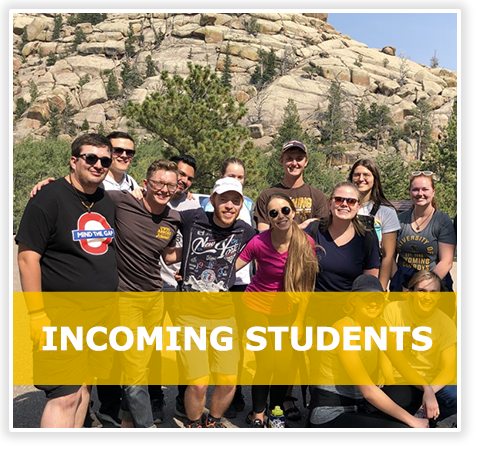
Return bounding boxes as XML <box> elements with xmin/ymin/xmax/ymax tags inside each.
<box><xmin>269</xmin><ymin>406</ymin><xmax>285</xmax><ymax>428</ymax></box>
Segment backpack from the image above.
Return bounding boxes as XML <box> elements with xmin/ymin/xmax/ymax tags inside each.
<box><xmin>357</xmin><ymin>204</ymin><xmax>382</xmax><ymax>261</ymax></box>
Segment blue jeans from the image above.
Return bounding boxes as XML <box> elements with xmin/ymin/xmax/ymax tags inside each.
<box><xmin>118</xmin><ymin>293</ymin><xmax>165</xmax><ymax>428</ymax></box>
<box><xmin>436</xmin><ymin>385</ymin><xmax>457</xmax><ymax>420</ymax></box>
<box><xmin>121</xmin><ymin>385</ymin><xmax>154</xmax><ymax>427</ymax></box>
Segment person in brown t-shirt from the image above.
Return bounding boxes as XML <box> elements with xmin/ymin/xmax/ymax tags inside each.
<box><xmin>109</xmin><ymin>159</ymin><xmax>181</xmax><ymax>428</ymax></box>
<box><xmin>254</xmin><ymin>140</ymin><xmax>328</xmax><ymax>231</ymax></box>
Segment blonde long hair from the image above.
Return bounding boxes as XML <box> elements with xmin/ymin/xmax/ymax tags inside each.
<box><xmin>266</xmin><ymin>194</ymin><xmax>319</xmax><ymax>293</ymax></box>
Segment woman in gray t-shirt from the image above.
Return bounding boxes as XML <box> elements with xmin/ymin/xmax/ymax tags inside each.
<box><xmin>390</xmin><ymin>172</ymin><xmax>456</xmax><ymax>291</ymax></box>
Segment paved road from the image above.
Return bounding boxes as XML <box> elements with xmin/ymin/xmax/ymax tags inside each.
<box><xmin>11</xmin><ymin>238</ymin><xmax>458</xmax><ymax>428</ymax></box>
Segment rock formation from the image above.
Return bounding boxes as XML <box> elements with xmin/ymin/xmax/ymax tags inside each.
<box><xmin>12</xmin><ymin>12</ymin><xmax>457</xmax><ymax>161</ymax></box>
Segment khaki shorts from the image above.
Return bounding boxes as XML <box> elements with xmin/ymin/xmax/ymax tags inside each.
<box><xmin>175</xmin><ymin>315</ymin><xmax>239</xmax><ymax>381</ymax></box>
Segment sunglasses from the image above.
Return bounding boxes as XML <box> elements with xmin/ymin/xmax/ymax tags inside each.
<box><xmin>113</xmin><ymin>147</ymin><xmax>135</xmax><ymax>158</ymax></box>
<box><xmin>77</xmin><ymin>154</ymin><xmax>112</xmax><ymax>168</ymax></box>
<box><xmin>333</xmin><ymin>196</ymin><xmax>359</xmax><ymax>207</ymax></box>
<box><xmin>411</xmin><ymin>170</ymin><xmax>434</xmax><ymax>177</ymax></box>
<box><xmin>269</xmin><ymin>206</ymin><xmax>292</xmax><ymax>218</ymax></box>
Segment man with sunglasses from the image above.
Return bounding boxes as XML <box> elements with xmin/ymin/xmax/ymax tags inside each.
<box><xmin>103</xmin><ymin>131</ymin><xmax>139</xmax><ymax>192</ymax></box>
<box><xmin>24</xmin><ymin>155</ymin><xmax>181</xmax><ymax>427</ymax></box>
<box><xmin>16</xmin><ymin>133</ymin><xmax>119</xmax><ymax>428</ymax></box>
<box><xmin>30</xmin><ymin>131</ymin><xmax>139</xmax><ymax>198</ymax></box>
<box><xmin>254</xmin><ymin>140</ymin><xmax>328</xmax><ymax>232</ymax></box>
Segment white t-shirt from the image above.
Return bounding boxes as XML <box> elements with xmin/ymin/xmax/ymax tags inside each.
<box><xmin>102</xmin><ymin>173</ymin><xmax>139</xmax><ymax>192</ymax></box>
<box><xmin>358</xmin><ymin>201</ymin><xmax>400</xmax><ymax>248</ymax></box>
<box><xmin>160</xmin><ymin>193</ymin><xmax>201</xmax><ymax>290</ymax></box>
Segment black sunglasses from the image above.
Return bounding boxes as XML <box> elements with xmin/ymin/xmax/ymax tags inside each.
<box><xmin>269</xmin><ymin>206</ymin><xmax>292</xmax><ymax>218</ymax></box>
<box><xmin>112</xmin><ymin>147</ymin><xmax>135</xmax><ymax>158</ymax></box>
<box><xmin>77</xmin><ymin>153</ymin><xmax>112</xmax><ymax>168</ymax></box>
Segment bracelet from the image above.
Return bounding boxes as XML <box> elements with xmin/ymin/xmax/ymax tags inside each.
<box><xmin>30</xmin><ymin>313</ymin><xmax>47</xmax><ymax>321</ymax></box>
<box><xmin>28</xmin><ymin>308</ymin><xmax>45</xmax><ymax>315</ymax></box>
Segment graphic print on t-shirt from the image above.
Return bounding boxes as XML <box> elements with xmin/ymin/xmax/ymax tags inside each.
<box><xmin>72</xmin><ymin>211</ymin><xmax>115</xmax><ymax>255</ymax></box>
<box><xmin>182</xmin><ymin>225</ymin><xmax>242</xmax><ymax>292</ymax></box>
<box><xmin>290</xmin><ymin>196</ymin><xmax>312</xmax><ymax>223</ymax></box>
<box><xmin>396</xmin><ymin>234</ymin><xmax>434</xmax><ymax>271</ymax></box>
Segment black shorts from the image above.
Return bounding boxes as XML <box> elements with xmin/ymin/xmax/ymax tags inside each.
<box><xmin>35</xmin><ymin>385</ymin><xmax>82</xmax><ymax>399</ymax></box>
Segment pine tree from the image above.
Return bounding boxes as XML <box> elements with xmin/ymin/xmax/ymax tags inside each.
<box><xmin>250</xmin><ymin>48</ymin><xmax>277</xmax><ymax>88</ymax></box>
<box><xmin>368</xmin><ymin>103</ymin><xmax>393</xmax><ymax>149</ymax></box>
<box><xmin>124</xmin><ymin>62</ymin><xmax>251</xmax><ymax>191</ymax></box>
<box><xmin>81</xmin><ymin>119</ymin><xmax>90</xmax><ymax>131</ymax></box>
<box><xmin>319</xmin><ymin>81</ymin><xmax>345</xmax><ymax>165</ymax></box>
<box><xmin>47</xmin><ymin>101</ymin><xmax>61</xmax><ymax>140</ymax></box>
<box><xmin>405</xmin><ymin>99</ymin><xmax>433</xmax><ymax>160</ymax></box>
<box><xmin>125</xmin><ymin>23</ymin><xmax>136</xmax><ymax>58</ymax></box>
<box><xmin>430</xmin><ymin>49</ymin><xmax>439</xmax><ymax>69</ymax></box>
<box><xmin>61</xmin><ymin>94</ymin><xmax>77</xmax><ymax>135</ymax></box>
<box><xmin>121</xmin><ymin>62</ymin><xmax>144</xmax><ymax>90</ymax></box>
<box><xmin>145</xmin><ymin>54</ymin><xmax>157</xmax><ymax>78</ymax></box>
<box><xmin>29</xmin><ymin>81</ymin><xmax>39</xmax><ymax>103</ymax></box>
<box><xmin>52</xmin><ymin>14</ymin><xmax>63</xmax><ymax>40</ymax></box>
<box><xmin>425</xmin><ymin>99</ymin><xmax>457</xmax><ymax>217</ymax></box>
<box><xmin>221</xmin><ymin>43</ymin><xmax>233</xmax><ymax>89</ymax></box>
<box><xmin>106</xmin><ymin>72</ymin><xmax>120</xmax><ymax>99</ymax></box>
<box><xmin>355</xmin><ymin>101</ymin><xmax>370</xmax><ymax>133</ymax></box>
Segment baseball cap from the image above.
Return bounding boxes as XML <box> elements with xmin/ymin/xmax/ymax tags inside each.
<box><xmin>212</xmin><ymin>177</ymin><xmax>243</xmax><ymax>197</ymax></box>
<box><xmin>282</xmin><ymin>140</ymin><xmax>307</xmax><ymax>154</ymax></box>
<box><xmin>351</xmin><ymin>275</ymin><xmax>384</xmax><ymax>293</ymax></box>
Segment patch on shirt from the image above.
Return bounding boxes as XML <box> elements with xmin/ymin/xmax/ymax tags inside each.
<box><xmin>156</xmin><ymin>226</ymin><xmax>172</xmax><ymax>240</ymax></box>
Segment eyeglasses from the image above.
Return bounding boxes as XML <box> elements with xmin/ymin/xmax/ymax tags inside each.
<box><xmin>332</xmin><ymin>196</ymin><xmax>359</xmax><ymax>207</ymax></box>
<box><xmin>148</xmin><ymin>178</ymin><xmax>178</xmax><ymax>193</ymax></box>
<box><xmin>411</xmin><ymin>171</ymin><xmax>434</xmax><ymax>177</ymax></box>
<box><xmin>113</xmin><ymin>147</ymin><xmax>135</xmax><ymax>158</ymax></box>
<box><xmin>269</xmin><ymin>206</ymin><xmax>292</xmax><ymax>218</ymax></box>
<box><xmin>77</xmin><ymin>154</ymin><xmax>112</xmax><ymax>168</ymax></box>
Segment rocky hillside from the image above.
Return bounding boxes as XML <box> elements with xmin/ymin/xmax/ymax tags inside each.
<box><xmin>12</xmin><ymin>12</ymin><xmax>457</xmax><ymax>162</ymax></box>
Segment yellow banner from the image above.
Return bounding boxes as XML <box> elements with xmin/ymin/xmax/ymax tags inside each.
<box><xmin>13</xmin><ymin>291</ymin><xmax>457</xmax><ymax>386</ymax></box>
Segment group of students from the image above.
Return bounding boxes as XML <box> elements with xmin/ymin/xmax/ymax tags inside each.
<box><xmin>16</xmin><ymin>133</ymin><xmax>457</xmax><ymax>429</ymax></box>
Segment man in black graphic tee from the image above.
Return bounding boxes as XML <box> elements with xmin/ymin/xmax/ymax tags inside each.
<box><xmin>15</xmin><ymin>133</ymin><xmax>118</xmax><ymax>428</ymax></box>
<box><xmin>164</xmin><ymin>177</ymin><xmax>255</xmax><ymax>428</ymax></box>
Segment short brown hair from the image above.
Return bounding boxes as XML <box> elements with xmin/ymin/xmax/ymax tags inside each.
<box><xmin>71</xmin><ymin>133</ymin><xmax>112</xmax><ymax>157</ymax></box>
<box><xmin>146</xmin><ymin>159</ymin><xmax>178</xmax><ymax>180</ymax></box>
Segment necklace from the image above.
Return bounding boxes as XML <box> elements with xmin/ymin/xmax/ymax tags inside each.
<box><xmin>412</xmin><ymin>207</ymin><xmax>434</xmax><ymax>231</ymax></box>
<box><xmin>68</xmin><ymin>176</ymin><xmax>95</xmax><ymax>212</ymax></box>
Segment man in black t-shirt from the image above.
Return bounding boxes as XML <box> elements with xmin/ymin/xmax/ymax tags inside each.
<box><xmin>164</xmin><ymin>177</ymin><xmax>256</xmax><ymax>428</ymax></box>
<box><xmin>15</xmin><ymin>133</ymin><xmax>118</xmax><ymax>428</ymax></box>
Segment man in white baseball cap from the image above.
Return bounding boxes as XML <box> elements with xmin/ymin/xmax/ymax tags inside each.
<box><xmin>163</xmin><ymin>176</ymin><xmax>256</xmax><ymax>428</ymax></box>
<box><xmin>210</xmin><ymin>177</ymin><xmax>244</xmax><ymax>228</ymax></box>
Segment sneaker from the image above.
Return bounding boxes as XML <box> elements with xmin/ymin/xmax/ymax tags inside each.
<box><xmin>245</xmin><ymin>411</ymin><xmax>266</xmax><ymax>428</ymax></box>
<box><xmin>436</xmin><ymin>414</ymin><xmax>457</xmax><ymax>428</ymax></box>
<box><xmin>186</xmin><ymin>418</ymin><xmax>203</xmax><ymax>428</ymax></box>
<box><xmin>97</xmin><ymin>407</ymin><xmax>121</xmax><ymax>428</ymax></box>
<box><xmin>251</xmin><ymin>418</ymin><xmax>266</xmax><ymax>428</ymax></box>
<box><xmin>83</xmin><ymin>401</ymin><xmax>103</xmax><ymax>428</ymax></box>
<box><xmin>175</xmin><ymin>395</ymin><xmax>187</xmax><ymax>418</ymax></box>
<box><xmin>205</xmin><ymin>415</ymin><xmax>226</xmax><ymax>428</ymax></box>
<box><xmin>151</xmin><ymin>398</ymin><xmax>165</xmax><ymax>425</ymax></box>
